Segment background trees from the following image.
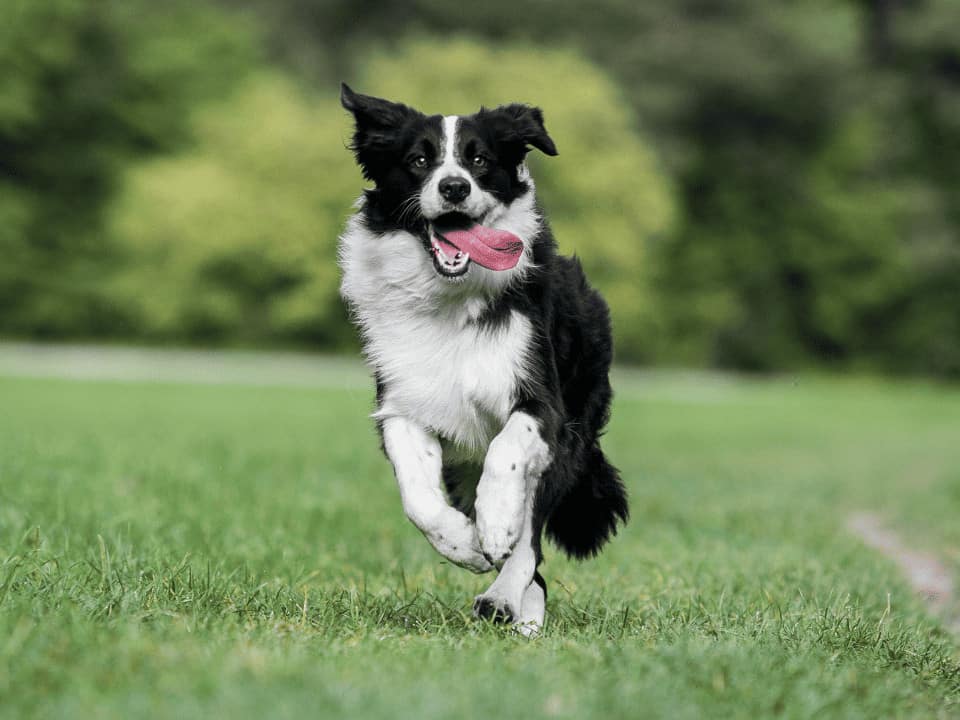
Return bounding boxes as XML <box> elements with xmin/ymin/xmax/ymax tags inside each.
<box><xmin>3</xmin><ymin>0</ymin><xmax>958</xmax><ymax>375</ymax></box>
<box><xmin>1</xmin><ymin>0</ymin><xmax>255</xmax><ymax>337</ymax></box>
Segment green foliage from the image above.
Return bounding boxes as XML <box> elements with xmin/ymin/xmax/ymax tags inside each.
<box><xmin>887</xmin><ymin>0</ymin><xmax>960</xmax><ymax>375</ymax></box>
<box><xmin>107</xmin><ymin>74</ymin><xmax>356</xmax><ymax>346</ymax></box>
<box><xmin>5</xmin><ymin>0</ymin><xmax>960</xmax><ymax>375</ymax></box>
<box><xmin>610</xmin><ymin>1</ymin><xmax>960</xmax><ymax>374</ymax></box>
<box><xmin>653</xmin><ymin>105</ymin><xmax>924</xmax><ymax>371</ymax></box>
<box><xmin>106</xmin><ymin>40</ymin><xmax>674</xmax><ymax>357</ymax></box>
<box><xmin>0</xmin><ymin>0</ymin><xmax>256</xmax><ymax>336</ymax></box>
<box><xmin>248</xmin><ymin>0</ymin><xmax>960</xmax><ymax>376</ymax></box>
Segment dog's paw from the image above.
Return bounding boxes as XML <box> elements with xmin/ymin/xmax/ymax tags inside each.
<box><xmin>476</xmin><ymin>521</ymin><xmax>519</xmax><ymax>567</ymax></box>
<box><xmin>514</xmin><ymin>620</ymin><xmax>541</xmax><ymax>638</ymax></box>
<box><xmin>473</xmin><ymin>593</ymin><xmax>516</xmax><ymax>624</ymax></box>
<box><xmin>513</xmin><ymin>575</ymin><xmax>546</xmax><ymax>637</ymax></box>
<box><xmin>455</xmin><ymin>549</ymin><xmax>494</xmax><ymax>574</ymax></box>
<box><xmin>423</xmin><ymin>513</ymin><xmax>493</xmax><ymax>573</ymax></box>
<box><xmin>434</xmin><ymin>539</ymin><xmax>492</xmax><ymax>574</ymax></box>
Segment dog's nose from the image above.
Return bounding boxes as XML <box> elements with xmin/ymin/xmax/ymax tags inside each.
<box><xmin>438</xmin><ymin>176</ymin><xmax>470</xmax><ymax>203</ymax></box>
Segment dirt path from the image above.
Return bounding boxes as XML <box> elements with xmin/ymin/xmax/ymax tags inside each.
<box><xmin>848</xmin><ymin>512</ymin><xmax>959</xmax><ymax>634</ymax></box>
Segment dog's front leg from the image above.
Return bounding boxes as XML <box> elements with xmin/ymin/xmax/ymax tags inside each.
<box><xmin>382</xmin><ymin>416</ymin><xmax>492</xmax><ymax>574</ymax></box>
<box><xmin>473</xmin><ymin>412</ymin><xmax>551</xmax><ymax>629</ymax></box>
<box><xmin>473</xmin><ymin>473</ymin><xmax>542</xmax><ymax>630</ymax></box>
<box><xmin>475</xmin><ymin>412</ymin><xmax>550</xmax><ymax>565</ymax></box>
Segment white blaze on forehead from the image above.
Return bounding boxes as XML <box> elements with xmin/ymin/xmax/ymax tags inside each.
<box><xmin>441</xmin><ymin>115</ymin><xmax>462</xmax><ymax>172</ymax></box>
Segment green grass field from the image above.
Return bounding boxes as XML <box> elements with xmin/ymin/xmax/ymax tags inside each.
<box><xmin>1</xmin><ymin>350</ymin><xmax>959</xmax><ymax>718</ymax></box>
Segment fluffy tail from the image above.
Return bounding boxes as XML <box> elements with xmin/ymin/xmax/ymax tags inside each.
<box><xmin>545</xmin><ymin>446</ymin><xmax>628</xmax><ymax>559</ymax></box>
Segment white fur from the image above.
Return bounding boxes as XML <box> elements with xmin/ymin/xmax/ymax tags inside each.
<box><xmin>516</xmin><ymin>579</ymin><xmax>546</xmax><ymax>637</ymax></box>
<box><xmin>376</xmin><ymin>308</ymin><xmax>532</xmax><ymax>455</ymax></box>
<box><xmin>473</xmin><ymin>450</ymin><xmax>542</xmax><ymax>628</ymax></box>
<box><xmin>381</xmin><ymin>415</ymin><xmax>491</xmax><ymax>573</ymax></box>
<box><xmin>475</xmin><ymin>412</ymin><xmax>551</xmax><ymax>563</ymax></box>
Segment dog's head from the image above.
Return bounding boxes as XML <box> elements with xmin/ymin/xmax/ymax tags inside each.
<box><xmin>341</xmin><ymin>84</ymin><xmax>557</xmax><ymax>283</ymax></box>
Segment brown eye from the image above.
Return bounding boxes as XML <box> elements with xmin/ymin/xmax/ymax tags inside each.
<box><xmin>472</xmin><ymin>155</ymin><xmax>487</xmax><ymax>168</ymax></box>
<box><xmin>411</xmin><ymin>156</ymin><xmax>427</xmax><ymax>169</ymax></box>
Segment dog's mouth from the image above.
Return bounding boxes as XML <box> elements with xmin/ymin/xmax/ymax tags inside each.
<box><xmin>428</xmin><ymin>212</ymin><xmax>523</xmax><ymax>279</ymax></box>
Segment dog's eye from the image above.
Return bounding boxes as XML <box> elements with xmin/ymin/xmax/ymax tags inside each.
<box><xmin>472</xmin><ymin>155</ymin><xmax>487</xmax><ymax>168</ymax></box>
<box><xmin>410</xmin><ymin>156</ymin><xmax>428</xmax><ymax>169</ymax></box>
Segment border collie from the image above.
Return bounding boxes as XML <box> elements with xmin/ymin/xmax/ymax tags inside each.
<box><xmin>338</xmin><ymin>84</ymin><xmax>628</xmax><ymax>635</ymax></box>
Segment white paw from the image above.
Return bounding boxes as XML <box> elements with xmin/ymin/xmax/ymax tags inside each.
<box><xmin>515</xmin><ymin>577</ymin><xmax>546</xmax><ymax>636</ymax></box>
<box><xmin>445</xmin><ymin>545</ymin><xmax>493</xmax><ymax>574</ymax></box>
<box><xmin>426</xmin><ymin>512</ymin><xmax>493</xmax><ymax>573</ymax></box>
<box><xmin>476</xmin><ymin>512</ymin><xmax>520</xmax><ymax>567</ymax></box>
<box><xmin>514</xmin><ymin>620</ymin><xmax>542</xmax><ymax>638</ymax></box>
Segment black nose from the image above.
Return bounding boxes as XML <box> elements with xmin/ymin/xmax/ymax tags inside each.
<box><xmin>438</xmin><ymin>176</ymin><xmax>470</xmax><ymax>203</ymax></box>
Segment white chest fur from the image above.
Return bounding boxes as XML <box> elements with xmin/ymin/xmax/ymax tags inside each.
<box><xmin>339</xmin><ymin>218</ymin><xmax>533</xmax><ymax>457</ymax></box>
<box><xmin>371</xmin><ymin>308</ymin><xmax>532</xmax><ymax>455</ymax></box>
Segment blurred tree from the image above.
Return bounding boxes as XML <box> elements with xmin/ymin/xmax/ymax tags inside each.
<box><xmin>107</xmin><ymin>73</ymin><xmax>357</xmax><ymax>347</ymax></box>
<box><xmin>4</xmin><ymin>0</ymin><xmax>959</xmax><ymax>375</ymax></box>
<box><xmin>589</xmin><ymin>2</ymin><xmax>891</xmax><ymax>370</ymax></box>
<box><xmin>884</xmin><ymin>0</ymin><xmax>960</xmax><ymax>374</ymax></box>
<box><xmin>234</xmin><ymin>0</ymin><xmax>960</xmax><ymax>375</ymax></box>
<box><xmin>0</xmin><ymin>0</ymin><xmax>256</xmax><ymax>336</ymax></box>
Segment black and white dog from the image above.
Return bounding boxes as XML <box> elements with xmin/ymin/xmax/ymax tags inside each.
<box><xmin>338</xmin><ymin>84</ymin><xmax>628</xmax><ymax>634</ymax></box>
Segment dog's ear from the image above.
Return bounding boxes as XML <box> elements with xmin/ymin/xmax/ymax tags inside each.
<box><xmin>341</xmin><ymin>83</ymin><xmax>421</xmax><ymax>179</ymax></box>
<box><xmin>486</xmin><ymin>103</ymin><xmax>558</xmax><ymax>157</ymax></box>
<box><xmin>341</xmin><ymin>83</ymin><xmax>416</xmax><ymax>130</ymax></box>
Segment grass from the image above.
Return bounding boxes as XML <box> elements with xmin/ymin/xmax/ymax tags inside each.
<box><xmin>1</xmin><ymin>351</ymin><xmax>959</xmax><ymax>718</ymax></box>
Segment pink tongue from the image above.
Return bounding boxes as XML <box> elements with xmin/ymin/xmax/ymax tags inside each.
<box><xmin>435</xmin><ymin>225</ymin><xmax>523</xmax><ymax>271</ymax></box>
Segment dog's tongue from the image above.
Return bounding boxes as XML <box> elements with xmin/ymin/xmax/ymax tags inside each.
<box><xmin>435</xmin><ymin>225</ymin><xmax>523</xmax><ymax>271</ymax></box>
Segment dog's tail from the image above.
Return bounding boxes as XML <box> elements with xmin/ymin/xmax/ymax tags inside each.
<box><xmin>545</xmin><ymin>445</ymin><xmax>628</xmax><ymax>559</ymax></box>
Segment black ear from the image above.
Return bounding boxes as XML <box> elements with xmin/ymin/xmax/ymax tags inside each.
<box><xmin>487</xmin><ymin>103</ymin><xmax>558</xmax><ymax>157</ymax></box>
<box><xmin>340</xmin><ymin>83</ymin><xmax>416</xmax><ymax>130</ymax></box>
<box><xmin>340</xmin><ymin>83</ymin><xmax>421</xmax><ymax>180</ymax></box>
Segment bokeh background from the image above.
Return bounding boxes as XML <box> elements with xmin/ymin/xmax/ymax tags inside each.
<box><xmin>4</xmin><ymin>0</ymin><xmax>959</xmax><ymax>377</ymax></box>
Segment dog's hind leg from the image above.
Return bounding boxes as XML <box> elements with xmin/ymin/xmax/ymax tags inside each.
<box><xmin>382</xmin><ymin>416</ymin><xmax>492</xmax><ymax>574</ymax></box>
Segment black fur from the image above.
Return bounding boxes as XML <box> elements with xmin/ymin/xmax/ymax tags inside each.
<box><xmin>497</xmin><ymin>239</ymin><xmax>629</xmax><ymax>561</ymax></box>
<box><xmin>341</xmin><ymin>83</ymin><xmax>628</xmax><ymax>579</ymax></box>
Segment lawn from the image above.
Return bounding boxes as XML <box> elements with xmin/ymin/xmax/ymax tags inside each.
<box><xmin>1</xmin><ymin>349</ymin><xmax>959</xmax><ymax>718</ymax></box>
